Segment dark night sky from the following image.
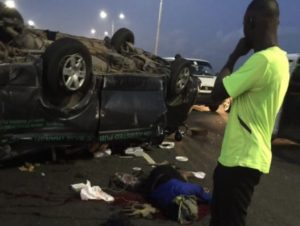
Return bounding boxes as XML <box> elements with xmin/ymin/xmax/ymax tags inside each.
<box><xmin>5</xmin><ymin>0</ymin><xmax>300</xmax><ymax>71</ymax></box>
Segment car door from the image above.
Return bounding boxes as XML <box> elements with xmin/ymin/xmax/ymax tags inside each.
<box><xmin>278</xmin><ymin>59</ymin><xmax>300</xmax><ymax>141</ymax></box>
<box><xmin>0</xmin><ymin>64</ymin><xmax>40</xmax><ymax>122</ymax></box>
<box><xmin>97</xmin><ymin>74</ymin><xmax>167</xmax><ymax>143</ymax></box>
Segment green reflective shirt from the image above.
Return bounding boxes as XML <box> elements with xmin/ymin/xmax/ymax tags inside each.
<box><xmin>220</xmin><ymin>47</ymin><xmax>290</xmax><ymax>173</ymax></box>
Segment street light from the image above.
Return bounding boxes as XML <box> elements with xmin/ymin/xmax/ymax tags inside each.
<box><xmin>28</xmin><ymin>20</ymin><xmax>35</xmax><ymax>27</ymax></box>
<box><xmin>155</xmin><ymin>0</ymin><xmax>164</xmax><ymax>55</ymax></box>
<box><xmin>99</xmin><ymin>10</ymin><xmax>125</xmax><ymax>36</ymax></box>
<box><xmin>104</xmin><ymin>31</ymin><xmax>109</xmax><ymax>37</ymax></box>
<box><xmin>119</xmin><ymin>13</ymin><xmax>125</xmax><ymax>20</ymax></box>
<box><xmin>5</xmin><ymin>0</ymin><xmax>16</xmax><ymax>8</ymax></box>
<box><xmin>90</xmin><ymin>28</ymin><xmax>96</xmax><ymax>35</ymax></box>
<box><xmin>99</xmin><ymin>10</ymin><xmax>107</xmax><ymax>19</ymax></box>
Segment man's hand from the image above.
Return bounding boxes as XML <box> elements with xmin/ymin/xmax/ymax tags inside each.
<box><xmin>211</xmin><ymin>37</ymin><xmax>251</xmax><ymax>103</ymax></box>
<box><xmin>212</xmin><ymin>37</ymin><xmax>253</xmax><ymax>102</ymax></box>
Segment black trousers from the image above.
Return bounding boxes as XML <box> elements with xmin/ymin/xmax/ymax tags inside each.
<box><xmin>209</xmin><ymin>163</ymin><xmax>262</xmax><ymax>226</ymax></box>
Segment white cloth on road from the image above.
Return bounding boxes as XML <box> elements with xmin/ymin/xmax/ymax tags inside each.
<box><xmin>71</xmin><ymin>180</ymin><xmax>114</xmax><ymax>202</ymax></box>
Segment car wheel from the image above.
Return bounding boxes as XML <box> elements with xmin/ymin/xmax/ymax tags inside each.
<box><xmin>111</xmin><ymin>28</ymin><xmax>135</xmax><ymax>53</ymax></box>
<box><xmin>169</xmin><ymin>58</ymin><xmax>191</xmax><ymax>97</ymax></box>
<box><xmin>208</xmin><ymin>104</ymin><xmax>219</xmax><ymax>112</ymax></box>
<box><xmin>42</xmin><ymin>38</ymin><xmax>92</xmax><ymax>105</ymax></box>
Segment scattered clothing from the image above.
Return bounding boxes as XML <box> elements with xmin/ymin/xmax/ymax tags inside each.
<box><xmin>71</xmin><ymin>180</ymin><xmax>114</xmax><ymax>202</ymax></box>
<box><xmin>18</xmin><ymin>162</ymin><xmax>40</xmax><ymax>172</ymax></box>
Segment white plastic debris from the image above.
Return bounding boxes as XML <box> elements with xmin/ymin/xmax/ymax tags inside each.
<box><xmin>105</xmin><ymin>149</ymin><xmax>112</xmax><ymax>155</ymax></box>
<box><xmin>71</xmin><ymin>180</ymin><xmax>114</xmax><ymax>202</ymax></box>
<box><xmin>192</xmin><ymin>171</ymin><xmax>206</xmax><ymax>179</ymax></box>
<box><xmin>159</xmin><ymin>141</ymin><xmax>175</xmax><ymax>149</ymax></box>
<box><xmin>71</xmin><ymin>182</ymin><xmax>87</xmax><ymax>193</ymax></box>
<box><xmin>125</xmin><ymin>146</ymin><xmax>156</xmax><ymax>165</ymax></box>
<box><xmin>141</xmin><ymin>152</ymin><xmax>156</xmax><ymax>165</ymax></box>
<box><xmin>93</xmin><ymin>148</ymin><xmax>112</xmax><ymax>158</ymax></box>
<box><xmin>125</xmin><ymin>147</ymin><xmax>144</xmax><ymax>156</ymax></box>
<box><xmin>132</xmin><ymin>167</ymin><xmax>142</xmax><ymax>172</ymax></box>
<box><xmin>175</xmin><ymin>156</ymin><xmax>189</xmax><ymax>162</ymax></box>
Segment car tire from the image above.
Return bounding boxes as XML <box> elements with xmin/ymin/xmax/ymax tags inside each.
<box><xmin>169</xmin><ymin>58</ymin><xmax>191</xmax><ymax>98</ymax></box>
<box><xmin>208</xmin><ymin>104</ymin><xmax>219</xmax><ymax>112</ymax></box>
<box><xmin>42</xmin><ymin>38</ymin><xmax>92</xmax><ymax>105</ymax></box>
<box><xmin>111</xmin><ymin>28</ymin><xmax>135</xmax><ymax>53</ymax></box>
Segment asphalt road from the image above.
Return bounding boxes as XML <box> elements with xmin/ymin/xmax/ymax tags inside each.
<box><xmin>0</xmin><ymin>107</ymin><xmax>299</xmax><ymax>226</ymax></box>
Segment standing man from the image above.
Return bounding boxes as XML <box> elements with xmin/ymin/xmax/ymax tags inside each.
<box><xmin>210</xmin><ymin>1</ymin><xmax>289</xmax><ymax>226</ymax></box>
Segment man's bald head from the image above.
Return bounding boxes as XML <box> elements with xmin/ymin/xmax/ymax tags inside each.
<box><xmin>247</xmin><ymin>0</ymin><xmax>279</xmax><ymax>20</ymax></box>
<box><xmin>243</xmin><ymin>0</ymin><xmax>280</xmax><ymax>51</ymax></box>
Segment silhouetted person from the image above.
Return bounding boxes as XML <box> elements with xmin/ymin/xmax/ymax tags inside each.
<box><xmin>210</xmin><ymin>1</ymin><xmax>289</xmax><ymax>225</ymax></box>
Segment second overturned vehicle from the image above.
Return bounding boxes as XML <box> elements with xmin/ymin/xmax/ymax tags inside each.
<box><xmin>0</xmin><ymin>4</ymin><xmax>198</xmax><ymax>161</ymax></box>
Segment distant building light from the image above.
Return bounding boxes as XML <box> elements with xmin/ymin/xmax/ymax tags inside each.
<box><xmin>104</xmin><ymin>31</ymin><xmax>109</xmax><ymax>36</ymax></box>
<box><xmin>5</xmin><ymin>0</ymin><xmax>16</xmax><ymax>8</ymax></box>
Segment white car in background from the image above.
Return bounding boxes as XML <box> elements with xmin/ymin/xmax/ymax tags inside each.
<box><xmin>189</xmin><ymin>58</ymin><xmax>216</xmax><ymax>94</ymax></box>
<box><xmin>288</xmin><ymin>53</ymin><xmax>300</xmax><ymax>73</ymax></box>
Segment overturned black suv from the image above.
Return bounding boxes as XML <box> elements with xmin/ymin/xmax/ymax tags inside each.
<box><xmin>0</xmin><ymin>4</ymin><xmax>198</xmax><ymax>161</ymax></box>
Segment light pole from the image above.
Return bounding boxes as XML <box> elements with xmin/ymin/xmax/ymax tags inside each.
<box><xmin>155</xmin><ymin>0</ymin><xmax>164</xmax><ymax>55</ymax></box>
<box><xmin>99</xmin><ymin>10</ymin><xmax>125</xmax><ymax>36</ymax></box>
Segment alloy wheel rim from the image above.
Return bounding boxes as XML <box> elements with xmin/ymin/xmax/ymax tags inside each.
<box><xmin>175</xmin><ymin>67</ymin><xmax>190</xmax><ymax>93</ymax></box>
<box><xmin>62</xmin><ymin>54</ymin><xmax>86</xmax><ymax>91</ymax></box>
